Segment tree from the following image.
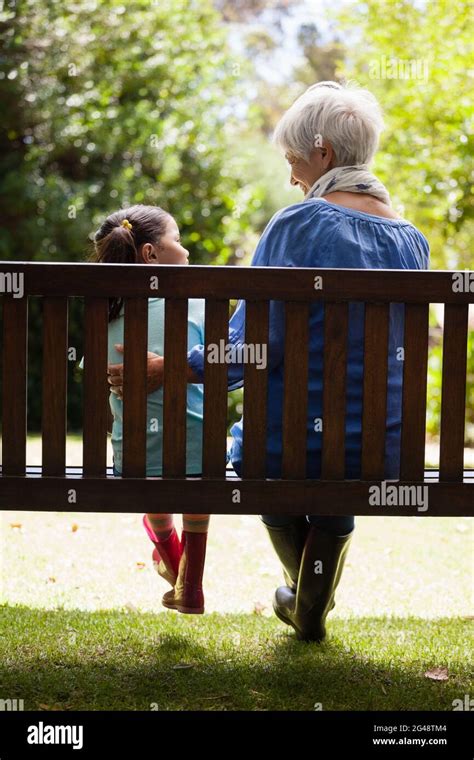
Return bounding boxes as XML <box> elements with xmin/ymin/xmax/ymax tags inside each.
<box><xmin>336</xmin><ymin>0</ymin><xmax>473</xmax><ymax>440</ymax></box>
<box><xmin>0</xmin><ymin>0</ymin><xmax>262</xmax><ymax>429</ymax></box>
<box><xmin>337</xmin><ymin>0</ymin><xmax>473</xmax><ymax>269</ymax></box>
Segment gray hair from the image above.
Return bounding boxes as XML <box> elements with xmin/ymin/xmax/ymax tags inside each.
<box><xmin>272</xmin><ymin>81</ymin><xmax>384</xmax><ymax>166</ymax></box>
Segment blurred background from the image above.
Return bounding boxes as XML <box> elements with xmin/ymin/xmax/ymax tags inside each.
<box><xmin>1</xmin><ymin>4</ymin><xmax>472</xmax><ymax>713</ymax></box>
<box><xmin>0</xmin><ymin>0</ymin><xmax>472</xmax><ymax>444</ymax></box>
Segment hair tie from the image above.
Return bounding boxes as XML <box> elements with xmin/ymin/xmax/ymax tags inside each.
<box><xmin>120</xmin><ymin>219</ymin><xmax>133</xmax><ymax>231</ymax></box>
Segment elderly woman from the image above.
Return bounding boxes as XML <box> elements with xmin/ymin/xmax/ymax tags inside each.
<box><xmin>108</xmin><ymin>82</ymin><xmax>429</xmax><ymax>641</ymax></box>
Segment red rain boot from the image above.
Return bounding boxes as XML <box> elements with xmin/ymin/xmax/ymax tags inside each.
<box><xmin>142</xmin><ymin>515</ymin><xmax>181</xmax><ymax>587</ymax></box>
<box><xmin>162</xmin><ymin>531</ymin><xmax>207</xmax><ymax>614</ymax></box>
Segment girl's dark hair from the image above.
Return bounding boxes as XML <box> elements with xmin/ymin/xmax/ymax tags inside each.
<box><xmin>90</xmin><ymin>204</ymin><xmax>170</xmax><ymax>321</ymax></box>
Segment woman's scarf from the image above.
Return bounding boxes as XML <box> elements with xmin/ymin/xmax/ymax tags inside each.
<box><xmin>304</xmin><ymin>164</ymin><xmax>391</xmax><ymax>206</ymax></box>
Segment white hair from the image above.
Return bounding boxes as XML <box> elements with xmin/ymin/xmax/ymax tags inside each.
<box><xmin>272</xmin><ymin>81</ymin><xmax>385</xmax><ymax>166</ymax></box>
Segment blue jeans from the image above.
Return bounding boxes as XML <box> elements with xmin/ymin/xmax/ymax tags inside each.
<box><xmin>260</xmin><ymin>513</ymin><xmax>354</xmax><ymax>536</ymax></box>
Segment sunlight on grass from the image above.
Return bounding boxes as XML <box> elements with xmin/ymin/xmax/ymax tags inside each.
<box><xmin>0</xmin><ymin>606</ymin><xmax>471</xmax><ymax>711</ymax></box>
<box><xmin>1</xmin><ymin>438</ymin><xmax>472</xmax><ymax>618</ymax></box>
<box><xmin>1</xmin><ymin>437</ymin><xmax>472</xmax><ymax>713</ymax></box>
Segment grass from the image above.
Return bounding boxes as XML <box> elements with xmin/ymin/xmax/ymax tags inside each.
<box><xmin>0</xmin><ymin>606</ymin><xmax>472</xmax><ymax>711</ymax></box>
<box><xmin>2</xmin><ymin>511</ymin><xmax>472</xmax><ymax>618</ymax></box>
<box><xmin>0</xmin><ymin>437</ymin><xmax>472</xmax><ymax>711</ymax></box>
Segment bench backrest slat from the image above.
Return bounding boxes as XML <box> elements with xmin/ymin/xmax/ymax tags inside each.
<box><xmin>202</xmin><ymin>300</ymin><xmax>229</xmax><ymax>478</ymax></box>
<box><xmin>1</xmin><ymin>264</ymin><xmax>471</xmax><ymax>303</ymax></box>
<box><xmin>1</xmin><ymin>265</ymin><xmax>472</xmax><ymax>509</ymax></box>
<box><xmin>361</xmin><ymin>303</ymin><xmax>390</xmax><ymax>480</ymax></box>
<box><xmin>122</xmin><ymin>298</ymin><xmax>148</xmax><ymax>477</ymax></box>
<box><xmin>162</xmin><ymin>299</ymin><xmax>188</xmax><ymax>477</ymax></box>
<box><xmin>242</xmin><ymin>300</ymin><xmax>269</xmax><ymax>478</ymax></box>
<box><xmin>282</xmin><ymin>301</ymin><xmax>310</xmax><ymax>479</ymax></box>
<box><xmin>82</xmin><ymin>297</ymin><xmax>109</xmax><ymax>477</ymax></box>
<box><xmin>440</xmin><ymin>303</ymin><xmax>469</xmax><ymax>481</ymax></box>
<box><xmin>321</xmin><ymin>302</ymin><xmax>349</xmax><ymax>480</ymax></box>
<box><xmin>42</xmin><ymin>297</ymin><xmax>68</xmax><ymax>476</ymax></box>
<box><xmin>2</xmin><ymin>296</ymin><xmax>28</xmax><ymax>475</ymax></box>
<box><xmin>400</xmin><ymin>303</ymin><xmax>429</xmax><ymax>480</ymax></box>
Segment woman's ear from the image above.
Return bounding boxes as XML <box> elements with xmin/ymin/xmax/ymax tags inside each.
<box><xmin>140</xmin><ymin>243</ymin><xmax>160</xmax><ymax>264</ymax></box>
<box><xmin>322</xmin><ymin>142</ymin><xmax>335</xmax><ymax>169</ymax></box>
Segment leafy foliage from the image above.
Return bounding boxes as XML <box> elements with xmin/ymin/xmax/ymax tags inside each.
<box><xmin>0</xmin><ymin>0</ymin><xmax>472</xmax><ymax>439</ymax></box>
<box><xmin>337</xmin><ymin>0</ymin><xmax>473</xmax><ymax>269</ymax></box>
<box><xmin>0</xmin><ymin>0</ymin><xmax>262</xmax><ymax>429</ymax></box>
<box><xmin>336</xmin><ymin>0</ymin><xmax>473</xmax><ymax>439</ymax></box>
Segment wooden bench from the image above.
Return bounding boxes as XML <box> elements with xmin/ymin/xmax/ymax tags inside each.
<box><xmin>0</xmin><ymin>262</ymin><xmax>472</xmax><ymax>516</ymax></box>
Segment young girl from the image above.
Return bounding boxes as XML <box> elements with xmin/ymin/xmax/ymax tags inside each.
<box><xmin>91</xmin><ymin>204</ymin><xmax>209</xmax><ymax>614</ymax></box>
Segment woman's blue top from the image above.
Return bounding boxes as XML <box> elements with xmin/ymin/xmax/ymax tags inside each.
<box><xmin>188</xmin><ymin>197</ymin><xmax>430</xmax><ymax>479</ymax></box>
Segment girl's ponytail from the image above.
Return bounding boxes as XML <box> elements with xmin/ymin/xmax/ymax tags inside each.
<box><xmin>90</xmin><ymin>205</ymin><xmax>170</xmax><ymax>321</ymax></box>
<box><xmin>95</xmin><ymin>224</ymin><xmax>139</xmax><ymax>266</ymax></box>
<box><xmin>93</xmin><ymin>225</ymin><xmax>139</xmax><ymax>320</ymax></box>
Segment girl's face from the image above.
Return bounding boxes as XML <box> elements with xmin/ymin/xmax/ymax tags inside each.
<box><xmin>140</xmin><ymin>216</ymin><xmax>189</xmax><ymax>265</ymax></box>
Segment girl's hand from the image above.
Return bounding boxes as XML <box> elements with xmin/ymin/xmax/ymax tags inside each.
<box><xmin>107</xmin><ymin>345</ymin><xmax>164</xmax><ymax>398</ymax></box>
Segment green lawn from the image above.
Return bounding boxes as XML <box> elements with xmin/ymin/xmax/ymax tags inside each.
<box><xmin>0</xmin><ymin>437</ymin><xmax>472</xmax><ymax>711</ymax></box>
<box><xmin>0</xmin><ymin>606</ymin><xmax>471</xmax><ymax>711</ymax></box>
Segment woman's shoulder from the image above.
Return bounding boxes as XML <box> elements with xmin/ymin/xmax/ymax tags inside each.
<box><xmin>250</xmin><ymin>200</ymin><xmax>328</xmax><ymax>266</ymax></box>
<box><xmin>268</xmin><ymin>199</ymin><xmax>325</xmax><ymax>226</ymax></box>
<box><xmin>259</xmin><ymin>200</ymin><xmax>328</xmax><ymax>245</ymax></box>
<box><xmin>257</xmin><ymin>197</ymin><xmax>430</xmax><ymax>269</ymax></box>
